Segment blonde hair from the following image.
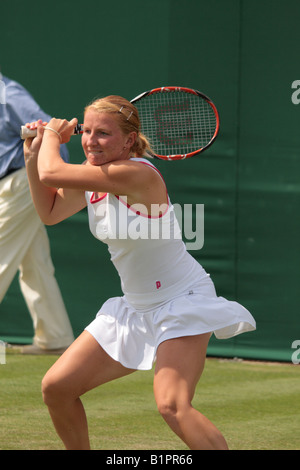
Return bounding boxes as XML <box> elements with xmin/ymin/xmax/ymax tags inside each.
<box><xmin>84</xmin><ymin>95</ymin><xmax>153</xmax><ymax>157</ymax></box>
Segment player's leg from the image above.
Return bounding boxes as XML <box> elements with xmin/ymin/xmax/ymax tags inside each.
<box><xmin>42</xmin><ymin>330</ymin><xmax>135</xmax><ymax>449</ymax></box>
<box><xmin>153</xmin><ymin>334</ymin><xmax>228</xmax><ymax>450</ymax></box>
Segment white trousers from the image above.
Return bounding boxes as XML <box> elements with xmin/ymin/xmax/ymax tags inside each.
<box><xmin>0</xmin><ymin>168</ymin><xmax>74</xmax><ymax>349</ymax></box>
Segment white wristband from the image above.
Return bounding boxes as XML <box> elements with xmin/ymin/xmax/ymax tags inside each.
<box><xmin>44</xmin><ymin>127</ymin><xmax>62</xmax><ymax>142</ymax></box>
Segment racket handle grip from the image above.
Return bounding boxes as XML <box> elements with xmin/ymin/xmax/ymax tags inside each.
<box><xmin>20</xmin><ymin>126</ymin><xmax>37</xmax><ymax>139</ymax></box>
<box><xmin>20</xmin><ymin>124</ymin><xmax>83</xmax><ymax>140</ymax></box>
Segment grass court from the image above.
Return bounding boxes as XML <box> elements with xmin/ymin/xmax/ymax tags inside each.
<box><xmin>0</xmin><ymin>349</ymin><xmax>299</xmax><ymax>450</ymax></box>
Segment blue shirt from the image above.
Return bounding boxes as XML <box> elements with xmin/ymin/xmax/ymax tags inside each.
<box><xmin>0</xmin><ymin>75</ymin><xmax>69</xmax><ymax>179</ymax></box>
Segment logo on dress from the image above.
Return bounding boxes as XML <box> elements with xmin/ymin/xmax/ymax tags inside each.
<box><xmin>156</xmin><ymin>281</ymin><xmax>161</xmax><ymax>290</ymax></box>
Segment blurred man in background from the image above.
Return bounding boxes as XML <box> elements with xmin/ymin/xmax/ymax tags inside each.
<box><xmin>0</xmin><ymin>73</ymin><xmax>74</xmax><ymax>354</ymax></box>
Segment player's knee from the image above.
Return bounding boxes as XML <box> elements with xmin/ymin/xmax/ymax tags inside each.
<box><xmin>156</xmin><ymin>397</ymin><xmax>181</xmax><ymax>422</ymax></box>
<box><xmin>41</xmin><ymin>373</ymin><xmax>65</xmax><ymax>407</ymax></box>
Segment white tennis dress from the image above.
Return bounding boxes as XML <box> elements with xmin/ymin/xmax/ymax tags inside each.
<box><xmin>85</xmin><ymin>158</ymin><xmax>256</xmax><ymax>370</ymax></box>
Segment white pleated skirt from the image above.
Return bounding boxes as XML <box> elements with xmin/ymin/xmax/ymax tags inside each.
<box><xmin>85</xmin><ymin>275</ymin><xmax>256</xmax><ymax>371</ymax></box>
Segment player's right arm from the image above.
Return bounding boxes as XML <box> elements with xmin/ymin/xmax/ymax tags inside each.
<box><xmin>24</xmin><ymin>122</ymin><xmax>87</xmax><ymax>225</ymax></box>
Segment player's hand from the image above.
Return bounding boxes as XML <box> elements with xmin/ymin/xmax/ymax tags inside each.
<box><xmin>23</xmin><ymin>119</ymin><xmax>46</xmax><ymax>163</ymax></box>
<box><xmin>44</xmin><ymin>117</ymin><xmax>78</xmax><ymax>144</ymax></box>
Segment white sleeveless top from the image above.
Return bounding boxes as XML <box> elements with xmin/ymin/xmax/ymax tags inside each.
<box><xmin>85</xmin><ymin>157</ymin><xmax>208</xmax><ymax>309</ymax></box>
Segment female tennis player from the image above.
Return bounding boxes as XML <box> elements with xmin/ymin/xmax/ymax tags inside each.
<box><xmin>23</xmin><ymin>95</ymin><xmax>255</xmax><ymax>450</ymax></box>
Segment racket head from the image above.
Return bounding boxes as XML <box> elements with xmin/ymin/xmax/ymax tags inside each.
<box><xmin>131</xmin><ymin>86</ymin><xmax>219</xmax><ymax>161</ymax></box>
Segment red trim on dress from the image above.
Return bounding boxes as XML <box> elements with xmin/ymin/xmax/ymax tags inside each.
<box><xmin>90</xmin><ymin>192</ymin><xmax>107</xmax><ymax>204</ymax></box>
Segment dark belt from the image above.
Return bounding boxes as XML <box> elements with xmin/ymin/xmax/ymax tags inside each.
<box><xmin>0</xmin><ymin>168</ymin><xmax>22</xmax><ymax>180</ymax></box>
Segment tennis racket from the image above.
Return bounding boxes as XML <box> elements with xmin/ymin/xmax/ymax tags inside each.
<box><xmin>20</xmin><ymin>86</ymin><xmax>219</xmax><ymax>161</ymax></box>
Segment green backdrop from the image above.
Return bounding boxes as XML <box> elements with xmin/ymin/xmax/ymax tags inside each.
<box><xmin>1</xmin><ymin>0</ymin><xmax>299</xmax><ymax>362</ymax></box>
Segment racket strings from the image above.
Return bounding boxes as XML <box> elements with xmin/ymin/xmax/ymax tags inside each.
<box><xmin>135</xmin><ymin>91</ymin><xmax>217</xmax><ymax>158</ymax></box>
